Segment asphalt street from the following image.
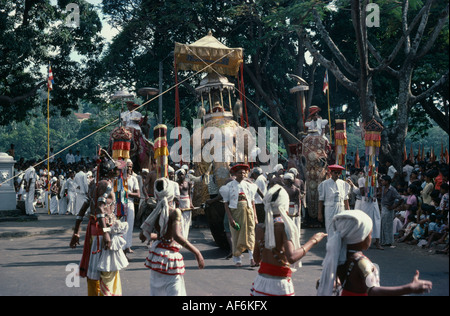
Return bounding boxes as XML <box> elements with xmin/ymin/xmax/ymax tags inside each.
<box><xmin>0</xmin><ymin>208</ymin><xmax>448</xmax><ymax>297</ymax></box>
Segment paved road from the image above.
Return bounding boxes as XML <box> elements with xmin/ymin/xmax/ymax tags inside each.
<box><xmin>0</xmin><ymin>208</ymin><xmax>448</xmax><ymax>297</ymax></box>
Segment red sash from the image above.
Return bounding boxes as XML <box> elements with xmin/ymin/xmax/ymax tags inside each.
<box><xmin>258</xmin><ymin>262</ymin><xmax>292</xmax><ymax>278</ymax></box>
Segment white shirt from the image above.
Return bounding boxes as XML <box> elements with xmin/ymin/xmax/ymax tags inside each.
<box><xmin>318</xmin><ymin>178</ymin><xmax>350</xmax><ymax>207</ymax></box>
<box><xmin>121</xmin><ymin>110</ymin><xmax>142</xmax><ymax>131</ymax></box>
<box><xmin>403</xmin><ymin>164</ymin><xmax>414</xmax><ymax>182</ymax></box>
<box><xmin>254</xmin><ymin>174</ymin><xmax>267</xmax><ymax>204</ymax></box>
<box><xmin>74</xmin><ymin>171</ymin><xmax>89</xmax><ymax>194</ymax></box>
<box><xmin>387</xmin><ymin>165</ymin><xmax>397</xmax><ymax>179</ymax></box>
<box><xmin>65</xmin><ymin>178</ymin><xmax>77</xmax><ymax>193</ymax></box>
<box><xmin>66</xmin><ymin>153</ymin><xmax>75</xmax><ymax>164</ymax></box>
<box><xmin>305</xmin><ymin>118</ymin><xmax>328</xmax><ymax>136</ymax></box>
<box><xmin>24</xmin><ymin>167</ymin><xmax>36</xmax><ymax>185</ymax></box>
<box><xmin>127</xmin><ymin>175</ymin><xmax>139</xmax><ymax>204</ymax></box>
<box><xmin>219</xmin><ymin>179</ymin><xmax>257</xmax><ymax>209</ymax></box>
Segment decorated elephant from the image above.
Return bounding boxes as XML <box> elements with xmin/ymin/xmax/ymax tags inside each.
<box><xmin>301</xmin><ymin>134</ymin><xmax>331</xmax><ymax>227</ymax></box>
<box><xmin>190</xmin><ymin>103</ymin><xmax>256</xmax><ymax>249</ymax></box>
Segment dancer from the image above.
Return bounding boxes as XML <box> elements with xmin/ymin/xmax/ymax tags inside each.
<box><xmin>251</xmin><ymin>184</ymin><xmax>326</xmax><ymax>296</ymax></box>
<box><xmin>139</xmin><ymin>177</ymin><xmax>204</xmax><ymax>296</ymax></box>
<box><xmin>317</xmin><ymin>210</ymin><xmax>432</xmax><ymax>296</ymax></box>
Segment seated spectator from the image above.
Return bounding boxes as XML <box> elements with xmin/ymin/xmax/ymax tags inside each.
<box><xmin>397</xmin><ymin>214</ymin><xmax>417</xmax><ymax>242</ymax></box>
<box><xmin>426</xmin><ymin>216</ymin><xmax>447</xmax><ymax>249</ymax></box>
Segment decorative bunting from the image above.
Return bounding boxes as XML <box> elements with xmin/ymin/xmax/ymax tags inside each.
<box><xmin>363</xmin><ymin>118</ymin><xmax>383</xmax><ymax>202</ymax></box>
<box><xmin>334</xmin><ymin>119</ymin><xmax>347</xmax><ymax>173</ymax></box>
<box><xmin>153</xmin><ymin>124</ymin><xmax>169</xmax><ymax>178</ymax></box>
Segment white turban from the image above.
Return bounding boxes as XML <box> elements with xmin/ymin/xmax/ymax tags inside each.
<box><xmin>168</xmin><ymin>166</ymin><xmax>174</xmax><ymax>173</ymax></box>
<box><xmin>176</xmin><ymin>168</ymin><xmax>186</xmax><ymax>175</ymax></box>
<box><xmin>273</xmin><ymin>164</ymin><xmax>284</xmax><ymax>172</ymax></box>
<box><xmin>317</xmin><ymin>210</ymin><xmax>373</xmax><ymax>296</ymax></box>
<box><xmin>288</xmin><ymin>168</ymin><xmax>298</xmax><ymax>176</ymax></box>
<box><xmin>283</xmin><ymin>173</ymin><xmax>294</xmax><ymax>181</ymax></box>
<box><xmin>263</xmin><ymin>185</ymin><xmax>300</xmax><ymax>252</ymax></box>
<box><xmin>140</xmin><ymin>177</ymin><xmax>174</xmax><ymax>239</ymax></box>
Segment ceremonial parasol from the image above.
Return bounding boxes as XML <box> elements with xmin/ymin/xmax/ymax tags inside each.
<box><xmin>174</xmin><ymin>30</ymin><xmax>243</xmax><ymax>77</ymax></box>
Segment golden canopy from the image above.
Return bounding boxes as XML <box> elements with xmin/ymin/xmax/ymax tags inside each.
<box><xmin>174</xmin><ymin>31</ymin><xmax>243</xmax><ymax>77</ymax></box>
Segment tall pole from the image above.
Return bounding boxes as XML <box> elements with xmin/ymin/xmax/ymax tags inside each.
<box><xmin>159</xmin><ymin>61</ymin><xmax>163</xmax><ymax>124</ymax></box>
<box><xmin>327</xmin><ymin>87</ymin><xmax>332</xmax><ymax>144</ymax></box>
<box><xmin>47</xmin><ymin>64</ymin><xmax>51</xmax><ymax>215</ymax></box>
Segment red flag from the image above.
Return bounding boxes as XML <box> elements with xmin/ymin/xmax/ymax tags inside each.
<box><xmin>322</xmin><ymin>70</ymin><xmax>329</xmax><ymax>95</ymax></box>
<box><xmin>445</xmin><ymin>148</ymin><xmax>449</xmax><ymax>164</ymax></box>
<box><xmin>47</xmin><ymin>66</ymin><xmax>54</xmax><ymax>91</ymax></box>
<box><xmin>403</xmin><ymin>145</ymin><xmax>407</xmax><ymax>162</ymax></box>
<box><xmin>431</xmin><ymin>146</ymin><xmax>436</xmax><ymax>162</ymax></box>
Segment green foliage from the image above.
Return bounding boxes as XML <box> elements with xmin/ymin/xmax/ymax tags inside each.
<box><xmin>0</xmin><ymin>0</ymin><xmax>105</xmax><ymax>124</ymax></box>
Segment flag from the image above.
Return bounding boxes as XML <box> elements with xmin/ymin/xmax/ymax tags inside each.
<box><xmin>47</xmin><ymin>66</ymin><xmax>54</xmax><ymax>91</ymax></box>
<box><xmin>403</xmin><ymin>145</ymin><xmax>407</xmax><ymax>162</ymax></box>
<box><xmin>355</xmin><ymin>147</ymin><xmax>360</xmax><ymax>169</ymax></box>
<box><xmin>323</xmin><ymin>70</ymin><xmax>329</xmax><ymax>95</ymax></box>
<box><xmin>445</xmin><ymin>148</ymin><xmax>449</xmax><ymax>164</ymax></box>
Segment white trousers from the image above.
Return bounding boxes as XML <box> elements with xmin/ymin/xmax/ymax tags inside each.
<box><xmin>25</xmin><ymin>184</ymin><xmax>35</xmax><ymax>215</ymax></box>
<box><xmin>66</xmin><ymin>192</ymin><xmax>76</xmax><ymax>215</ymax></box>
<box><xmin>123</xmin><ymin>202</ymin><xmax>134</xmax><ymax>249</ymax></box>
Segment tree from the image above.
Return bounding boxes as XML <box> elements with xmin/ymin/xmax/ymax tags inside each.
<box><xmin>0</xmin><ymin>0</ymin><xmax>105</xmax><ymax>125</ymax></box>
<box><xmin>299</xmin><ymin>0</ymin><xmax>448</xmax><ymax>170</ymax></box>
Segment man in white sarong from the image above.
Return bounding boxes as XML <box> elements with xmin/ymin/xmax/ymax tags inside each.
<box><xmin>350</xmin><ymin>176</ymin><xmax>383</xmax><ymax>250</ymax></box>
<box><xmin>139</xmin><ymin>177</ymin><xmax>204</xmax><ymax>296</ymax></box>
<box><xmin>318</xmin><ymin>164</ymin><xmax>350</xmax><ymax>237</ymax></box>
<box><xmin>65</xmin><ymin>171</ymin><xmax>77</xmax><ymax>215</ymax></box>
<box><xmin>24</xmin><ymin>163</ymin><xmax>37</xmax><ymax>215</ymax></box>
<box><xmin>123</xmin><ymin>159</ymin><xmax>140</xmax><ymax>254</ymax></box>
<box><xmin>74</xmin><ymin>167</ymin><xmax>89</xmax><ymax>215</ymax></box>
<box><xmin>58</xmin><ymin>175</ymin><xmax>68</xmax><ymax>215</ymax></box>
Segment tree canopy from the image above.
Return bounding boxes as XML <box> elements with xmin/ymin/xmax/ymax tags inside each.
<box><xmin>0</xmin><ymin>0</ymin><xmax>448</xmax><ymax>164</ymax></box>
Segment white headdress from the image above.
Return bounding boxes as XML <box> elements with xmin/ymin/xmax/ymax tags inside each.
<box><xmin>263</xmin><ymin>184</ymin><xmax>300</xmax><ymax>251</ymax></box>
<box><xmin>140</xmin><ymin>177</ymin><xmax>175</xmax><ymax>239</ymax></box>
<box><xmin>273</xmin><ymin>164</ymin><xmax>284</xmax><ymax>173</ymax></box>
<box><xmin>283</xmin><ymin>173</ymin><xmax>294</xmax><ymax>181</ymax></box>
<box><xmin>317</xmin><ymin>210</ymin><xmax>373</xmax><ymax>296</ymax></box>
<box><xmin>288</xmin><ymin>168</ymin><xmax>298</xmax><ymax>176</ymax></box>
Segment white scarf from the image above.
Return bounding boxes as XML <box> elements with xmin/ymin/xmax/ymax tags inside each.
<box><xmin>263</xmin><ymin>184</ymin><xmax>300</xmax><ymax>251</ymax></box>
<box><xmin>140</xmin><ymin>177</ymin><xmax>174</xmax><ymax>239</ymax></box>
<box><xmin>317</xmin><ymin>210</ymin><xmax>373</xmax><ymax>296</ymax></box>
